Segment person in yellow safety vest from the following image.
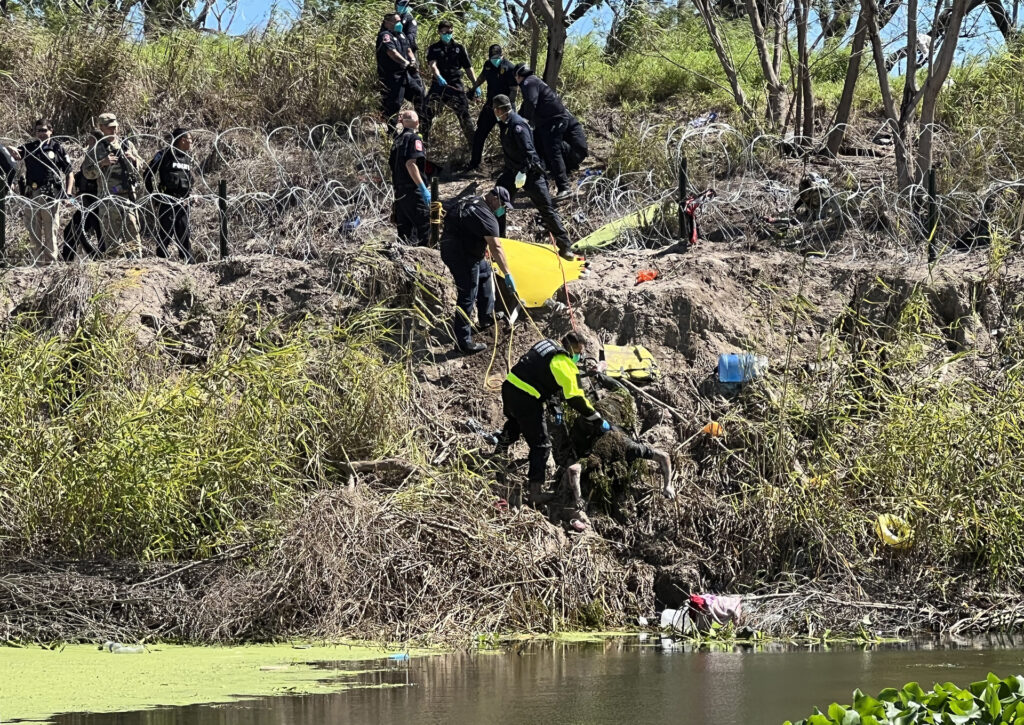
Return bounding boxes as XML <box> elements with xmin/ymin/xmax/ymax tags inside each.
<box><xmin>496</xmin><ymin>331</ymin><xmax>610</xmax><ymax>506</ymax></box>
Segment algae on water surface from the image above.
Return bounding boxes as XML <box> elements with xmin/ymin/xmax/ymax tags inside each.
<box><xmin>0</xmin><ymin>643</ymin><xmax>428</xmax><ymax>723</ymax></box>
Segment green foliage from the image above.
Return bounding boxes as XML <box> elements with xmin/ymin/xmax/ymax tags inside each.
<box><xmin>0</xmin><ymin>307</ymin><xmax>417</xmax><ymax>560</ymax></box>
<box><xmin>731</xmin><ymin>284</ymin><xmax>1024</xmax><ymax>589</ymax></box>
<box><xmin>784</xmin><ymin>674</ymin><xmax>1024</xmax><ymax>724</ymax></box>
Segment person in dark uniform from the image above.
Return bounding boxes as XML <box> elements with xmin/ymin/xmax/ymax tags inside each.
<box><xmin>377</xmin><ymin>12</ymin><xmax>424</xmax><ymax>130</ymax></box>
<box><xmin>491</xmin><ymin>94</ymin><xmax>574</xmax><ymax>259</ymax></box>
<box><xmin>62</xmin><ymin>131</ymin><xmax>104</xmax><ymax>261</ymax></box>
<box><xmin>11</xmin><ymin>119</ymin><xmax>73</xmax><ymax>264</ymax></box>
<box><xmin>150</xmin><ymin>128</ymin><xmax>195</xmax><ymax>263</ymax></box>
<box><xmin>420</xmin><ymin>20</ymin><xmax>479</xmax><ymax>147</ymax></box>
<box><xmin>440</xmin><ymin>186</ymin><xmax>518</xmax><ymax>355</ymax></box>
<box><xmin>496</xmin><ymin>332</ymin><xmax>610</xmax><ymax>506</ymax></box>
<box><xmin>390</xmin><ymin>109</ymin><xmax>431</xmax><ymax>246</ymax></box>
<box><xmin>514</xmin><ymin>64</ymin><xmax>588</xmax><ymax>200</ymax></box>
<box><xmin>465</xmin><ymin>44</ymin><xmax>518</xmax><ymax>173</ymax></box>
<box><xmin>395</xmin><ymin>0</ymin><xmax>418</xmax><ymax>52</ymax></box>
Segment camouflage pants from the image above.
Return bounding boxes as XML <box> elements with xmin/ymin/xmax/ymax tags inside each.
<box><xmin>98</xmin><ymin>194</ymin><xmax>142</xmax><ymax>258</ymax></box>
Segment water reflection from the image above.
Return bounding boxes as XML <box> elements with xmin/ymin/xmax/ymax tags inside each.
<box><xmin>51</xmin><ymin>636</ymin><xmax>1024</xmax><ymax>725</ymax></box>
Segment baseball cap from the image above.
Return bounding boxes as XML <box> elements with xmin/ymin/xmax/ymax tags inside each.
<box><xmin>490</xmin><ymin>185</ymin><xmax>514</xmax><ymax>210</ymax></box>
<box><xmin>97</xmin><ymin>113</ymin><xmax>119</xmax><ymax>126</ymax></box>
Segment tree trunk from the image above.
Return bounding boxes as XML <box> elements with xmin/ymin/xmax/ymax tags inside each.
<box><xmin>915</xmin><ymin>0</ymin><xmax>968</xmax><ymax>182</ymax></box>
<box><xmin>796</xmin><ymin>0</ymin><xmax>814</xmax><ymax>142</ymax></box>
<box><xmin>542</xmin><ymin>12</ymin><xmax>567</xmax><ymax>88</ymax></box>
<box><xmin>824</xmin><ymin>11</ymin><xmax>867</xmax><ymax>154</ymax></box>
<box><xmin>863</xmin><ymin>0</ymin><xmax>913</xmax><ymax>188</ymax></box>
<box><xmin>528</xmin><ymin>1</ymin><xmax>541</xmax><ymax>71</ymax></box>
<box><xmin>693</xmin><ymin>0</ymin><xmax>754</xmax><ymax>122</ymax></box>
<box><xmin>746</xmin><ymin>0</ymin><xmax>784</xmax><ymax>128</ymax></box>
<box><xmin>985</xmin><ymin>0</ymin><xmax>1014</xmax><ymax>39</ymax></box>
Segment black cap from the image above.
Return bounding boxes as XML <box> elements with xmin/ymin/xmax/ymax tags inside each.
<box><xmin>489</xmin><ymin>185</ymin><xmax>514</xmax><ymax>210</ymax></box>
<box><xmin>513</xmin><ymin>63</ymin><xmax>532</xmax><ymax>77</ymax></box>
<box><xmin>491</xmin><ymin>94</ymin><xmax>513</xmax><ymax>110</ymax></box>
<box><xmin>488</xmin><ymin>44</ymin><xmax>503</xmax><ymax>58</ymax></box>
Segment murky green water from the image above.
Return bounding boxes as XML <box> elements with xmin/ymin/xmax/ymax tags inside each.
<box><xmin>39</xmin><ymin>637</ymin><xmax>1024</xmax><ymax>725</ymax></box>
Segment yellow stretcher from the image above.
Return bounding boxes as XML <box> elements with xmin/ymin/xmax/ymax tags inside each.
<box><xmin>573</xmin><ymin>202</ymin><xmax>675</xmax><ymax>252</ymax></box>
<box><xmin>603</xmin><ymin>344</ymin><xmax>660</xmax><ymax>382</ymax></box>
<box><xmin>492</xmin><ymin>238</ymin><xmax>586</xmax><ymax>308</ymax></box>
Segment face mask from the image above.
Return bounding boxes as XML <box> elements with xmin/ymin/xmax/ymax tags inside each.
<box><xmin>441</xmin><ymin>33</ymin><xmax>453</xmax><ymax>43</ymax></box>
<box><xmin>495</xmin><ymin>206</ymin><xmax>505</xmax><ymax>217</ymax></box>
<box><xmin>571</xmin><ymin>353</ymin><xmax>581</xmax><ymax>364</ymax></box>
<box><xmin>393</xmin><ymin>21</ymin><xmax>403</xmax><ymax>33</ymax></box>
<box><xmin>491</xmin><ymin>57</ymin><xmax>501</xmax><ymax>68</ymax></box>
<box><xmin>396</xmin><ymin>4</ymin><xmax>408</xmax><ymax>13</ymax></box>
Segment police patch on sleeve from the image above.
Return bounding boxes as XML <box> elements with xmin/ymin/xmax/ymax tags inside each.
<box><xmin>415</xmin><ymin>140</ymin><xmax>423</xmax><ymax>151</ymax></box>
<box><xmin>383</xmin><ymin>32</ymin><xmax>392</xmax><ymax>42</ymax></box>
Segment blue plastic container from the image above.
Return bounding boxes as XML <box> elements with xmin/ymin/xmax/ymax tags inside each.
<box><xmin>718</xmin><ymin>353</ymin><xmax>767</xmax><ymax>383</ymax></box>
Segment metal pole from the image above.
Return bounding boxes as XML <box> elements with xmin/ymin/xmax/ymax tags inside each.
<box><xmin>429</xmin><ymin>177</ymin><xmax>440</xmax><ymax>248</ymax></box>
<box><xmin>926</xmin><ymin>168</ymin><xmax>937</xmax><ymax>263</ymax></box>
<box><xmin>218</xmin><ymin>179</ymin><xmax>229</xmax><ymax>258</ymax></box>
<box><xmin>677</xmin><ymin>157</ymin><xmax>688</xmax><ymax>241</ymax></box>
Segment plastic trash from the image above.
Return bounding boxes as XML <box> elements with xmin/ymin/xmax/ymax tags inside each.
<box><xmin>578</xmin><ymin>168</ymin><xmax>603</xmax><ymax>185</ymax></box>
<box><xmin>701</xmin><ymin>421</ymin><xmax>724</xmax><ymax>437</ymax></box>
<box><xmin>636</xmin><ymin>269</ymin><xmax>658</xmax><ymax>284</ymax></box>
<box><xmin>388</xmin><ymin>653</ymin><xmax>410</xmax><ymax>661</ymax></box>
<box><xmin>637</xmin><ymin>616</ymin><xmax>649</xmax><ymax>627</ymax></box>
<box><xmin>101</xmin><ymin>641</ymin><xmax>144</xmax><ymax>654</ymax></box>
<box><xmin>466</xmin><ymin>417</ymin><xmax>498</xmax><ymax>445</ymax></box>
<box><xmin>514</xmin><ymin>171</ymin><xmax>526</xmax><ymax>189</ymax></box>
<box><xmin>341</xmin><ymin>215</ymin><xmax>361</xmax><ymax>233</ymax></box>
<box><xmin>718</xmin><ymin>353</ymin><xmax>768</xmax><ymax>383</ymax></box>
<box><xmin>688</xmin><ymin>111</ymin><xmax>719</xmax><ymax>128</ymax></box>
<box><xmin>875</xmin><ymin>513</ymin><xmax>913</xmax><ymax>549</ymax></box>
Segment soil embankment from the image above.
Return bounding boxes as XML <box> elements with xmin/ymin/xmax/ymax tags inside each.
<box><xmin>2</xmin><ymin>239</ymin><xmax>1021</xmax><ymax>643</ymax></box>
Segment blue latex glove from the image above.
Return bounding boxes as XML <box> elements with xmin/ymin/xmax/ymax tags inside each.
<box><xmin>600</xmin><ymin>420</ymin><xmax>611</xmax><ymax>432</ymax></box>
<box><xmin>474</xmin><ymin>86</ymin><xmax>482</xmax><ymax>98</ymax></box>
<box><xmin>437</xmin><ymin>76</ymin><xmax>447</xmax><ymax>87</ymax></box>
<box><xmin>504</xmin><ymin>273</ymin><xmax>517</xmax><ymax>295</ymax></box>
<box><xmin>418</xmin><ymin>182</ymin><xmax>431</xmax><ymax>205</ymax></box>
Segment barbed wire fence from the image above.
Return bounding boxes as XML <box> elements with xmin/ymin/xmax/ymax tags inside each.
<box><xmin>2</xmin><ymin>116</ymin><xmax>1023</xmax><ymax>268</ymax></box>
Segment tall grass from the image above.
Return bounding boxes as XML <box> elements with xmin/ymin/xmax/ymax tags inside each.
<box><xmin>724</xmin><ymin>284</ymin><xmax>1024</xmax><ymax>591</ymax></box>
<box><xmin>0</xmin><ymin>305</ymin><xmax>417</xmax><ymax>561</ymax></box>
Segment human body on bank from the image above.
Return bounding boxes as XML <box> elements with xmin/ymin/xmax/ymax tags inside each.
<box><xmin>497</xmin><ymin>333</ymin><xmax>610</xmax><ymax>507</ymax></box>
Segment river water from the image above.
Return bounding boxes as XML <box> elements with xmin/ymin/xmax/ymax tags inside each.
<box><xmin>50</xmin><ymin>637</ymin><xmax>1024</xmax><ymax>725</ymax></box>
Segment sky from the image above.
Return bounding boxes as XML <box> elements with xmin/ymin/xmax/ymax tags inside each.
<box><xmin>206</xmin><ymin>0</ymin><xmax>614</xmax><ymax>36</ymax></box>
<box><xmin>211</xmin><ymin>0</ymin><xmax>1007</xmax><ymax>63</ymax></box>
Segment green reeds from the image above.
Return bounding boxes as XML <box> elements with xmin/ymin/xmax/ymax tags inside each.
<box><xmin>0</xmin><ymin>307</ymin><xmax>417</xmax><ymax>561</ymax></box>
